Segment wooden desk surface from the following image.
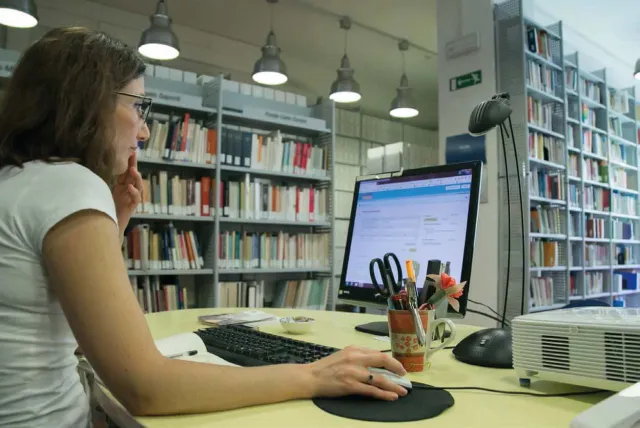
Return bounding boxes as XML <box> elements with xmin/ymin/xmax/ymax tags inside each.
<box><xmin>102</xmin><ymin>308</ymin><xmax>610</xmax><ymax>427</ymax></box>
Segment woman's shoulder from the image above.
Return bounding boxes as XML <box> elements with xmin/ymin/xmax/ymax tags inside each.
<box><xmin>21</xmin><ymin>160</ymin><xmax>110</xmax><ymax>191</ymax></box>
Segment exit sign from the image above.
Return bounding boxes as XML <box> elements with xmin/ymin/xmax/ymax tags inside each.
<box><xmin>449</xmin><ymin>70</ymin><xmax>482</xmax><ymax>91</ymax></box>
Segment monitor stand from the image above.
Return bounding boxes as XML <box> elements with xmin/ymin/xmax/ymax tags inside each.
<box><xmin>354</xmin><ymin>321</ymin><xmax>451</xmax><ymax>338</ymax></box>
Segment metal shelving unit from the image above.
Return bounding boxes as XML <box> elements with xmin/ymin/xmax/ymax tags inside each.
<box><xmin>115</xmin><ymin>71</ymin><xmax>336</xmax><ymax>311</ymax></box>
<box><xmin>494</xmin><ymin>0</ymin><xmax>640</xmax><ymax>319</ymax></box>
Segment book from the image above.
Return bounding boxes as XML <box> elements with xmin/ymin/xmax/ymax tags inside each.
<box><xmin>154</xmin><ymin>332</ymin><xmax>237</xmax><ymax>367</ymax></box>
<box><xmin>198</xmin><ymin>310</ymin><xmax>278</xmax><ymax>327</ymax></box>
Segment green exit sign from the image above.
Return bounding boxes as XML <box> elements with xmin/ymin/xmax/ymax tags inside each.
<box><xmin>449</xmin><ymin>70</ymin><xmax>482</xmax><ymax>91</ymax></box>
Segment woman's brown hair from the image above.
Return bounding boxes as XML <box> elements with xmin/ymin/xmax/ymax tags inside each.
<box><xmin>0</xmin><ymin>26</ymin><xmax>146</xmax><ymax>185</ymax></box>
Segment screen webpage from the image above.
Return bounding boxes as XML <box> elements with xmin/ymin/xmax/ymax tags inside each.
<box><xmin>344</xmin><ymin>169</ymin><xmax>473</xmax><ymax>292</ymax></box>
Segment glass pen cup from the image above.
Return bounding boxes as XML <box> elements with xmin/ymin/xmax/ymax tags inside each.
<box><xmin>387</xmin><ymin>309</ymin><xmax>456</xmax><ymax>372</ymax></box>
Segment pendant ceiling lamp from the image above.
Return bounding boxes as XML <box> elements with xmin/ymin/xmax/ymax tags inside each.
<box><xmin>390</xmin><ymin>39</ymin><xmax>419</xmax><ymax>119</ymax></box>
<box><xmin>252</xmin><ymin>0</ymin><xmax>288</xmax><ymax>86</ymax></box>
<box><xmin>329</xmin><ymin>17</ymin><xmax>361</xmax><ymax>104</ymax></box>
<box><xmin>634</xmin><ymin>59</ymin><xmax>640</xmax><ymax>81</ymax></box>
<box><xmin>138</xmin><ymin>0</ymin><xmax>180</xmax><ymax>61</ymax></box>
<box><xmin>0</xmin><ymin>0</ymin><xmax>38</xmax><ymax>28</ymax></box>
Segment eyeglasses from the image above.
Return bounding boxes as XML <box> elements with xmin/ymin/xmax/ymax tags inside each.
<box><xmin>115</xmin><ymin>91</ymin><xmax>153</xmax><ymax>122</ymax></box>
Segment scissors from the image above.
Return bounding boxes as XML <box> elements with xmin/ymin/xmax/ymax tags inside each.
<box><xmin>369</xmin><ymin>252</ymin><xmax>403</xmax><ymax>299</ymax></box>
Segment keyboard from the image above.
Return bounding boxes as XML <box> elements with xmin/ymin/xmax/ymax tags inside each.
<box><xmin>194</xmin><ymin>325</ymin><xmax>340</xmax><ymax>367</ymax></box>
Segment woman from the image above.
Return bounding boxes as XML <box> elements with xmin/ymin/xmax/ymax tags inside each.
<box><xmin>0</xmin><ymin>27</ymin><xmax>407</xmax><ymax>427</ymax></box>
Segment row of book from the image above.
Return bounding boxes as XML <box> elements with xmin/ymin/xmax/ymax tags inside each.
<box><xmin>141</xmin><ymin>114</ymin><xmax>216</xmax><ymax>164</ymax></box>
<box><xmin>219</xmin><ymin>281</ymin><xmax>265</xmax><ymax>308</ymax></box>
<box><xmin>570</xmin><ymin>271</ymin><xmax>605</xmax><ymax>297</ymax></box>
<box><xmin>137</xmin><ymin>171</ymin><xmax>210</xmax><ymax>217</ymax></box>
<box><xmin>217</xmin><ymin>175</ymin><xmax>327</xmax><ymax>223</ymax></box>
<box><xmin>530</xmin><ymin>206</ymin><xmax>563</xmax><ymax>235</ymax></box>
<box><xmin>530</xmin><ymin>169</ymin><xmax>563</xmax><ymax>200</ymax></box>
<box><xmin>582</xmin><ymin>158</ymin><xmax>607</xmax><ymax>183</ymax></box>
<box><xmin>218</xmin><ymin>231</ymin><xmax>330</xmax><ymax>270</ymax></box>
<box><xmin>530</xmin><ymin>276</ymin><xmax>554</xmax><ymax>308</ymax></box>
<box><xmin>585</xmin><ymin>217</ymin><xmax>606</xmax><ymax>239</ymax></box>
<box><xmin>583</xmin><ymin>186</ymin><xmax>609</xmax><ymax>212</ymax></box>
<box><xmin>609</xmin><ymin>117</ymin><xmax>625</xmax><ymax>138</ymax></box>
<box><xmin>134</xmin><ymin>171</ymin><xmax>328</xmax><ymax>223</ymax></box>
<box><xmin>129</xmin><ymin>275</ymin><xmax>189</xmax><ymax>314</ymax></box>
<box><xmin>528</xmin><ymin>132</ymin><xmax>564</xmax><ymax>165</ymax></box>
<box><xmin>584</xmin><ymin>243</ymin><xmax>608</xmax><ymax>266</ymax></box>
<box><xmin>219</xmin><ymin>129</ymin><xmax>328</xmax><ymax>178</ymax></box>
<box><xmin>526</xmin><ymin>59</ymin><xmax>559</xmax><ymax>95</ymax></box>
<box><xmin>123</xmin><ymin>223</ymin><xmax>204</xmax><ymax>271</ymax></box>
<box><xmin>613</xmin><ymin>271</ymin><xmax>638</xmax><ymax>294</ymax></box>
<box><xmin>565</xmin><ymin>68</ymin><xmax>577</xmax><ymax>92</ymax></box>
<box><xmin>610</xmin><ymin>168</ymin><xmax>631</xmax><ymax>188</ymax></box>
<box><xmin>581</xmin><ymin>129</ymin><xmax>606</xmax><ymax>157</ymax></box>
<box><xmin>616</xmin><ymin>246</ymin><xmax>636</xmax><ymax>265</ymax></box>
<box><xmin>611</xmin><ymin>143</ymin><xmax>633</xmax><ymax>166</ymax></box>
<box><xmin>530</xmin><ymin>240</ymin><xmax>558</xmax><ymax>268</ymax></box>
<box><xmin>525</xmin><ymin>26</ymin><xmax>553</xmax><ymax>60</ymax></box>
<box><xmin>579</xmin><ymin>78</ymin><xmax>602</xmax><ymax>104</ymax></box>
<box><xmin>272</xmin><ymin>279</ymin><xmax>331</xmax><ymax>310</ymax></box>
<box><xmin>568</xmin><ymin>153</ymin><xmax>579</xmax><ymax>177</ymax></box>
<box><xmin>138</xmin><ymin>117</ymin><xmax>329</xmax><ymax>178</ymax></box>
<box><xmin>527</xmin><ymin>97</ymin><xmax>555</xmax><ymax>131</ymax></box>
<box><xmin>608</xmin><ymin>90</ymin><xmax>630</xmax><ymax>115</ymax></box>
<box><xmin>613</xmin><ymin>220</ymin><xmax>635</xmax><ymax>240</ymax></box>
<box><xmin>612</xmin><ymin>193</ymin><xmax>637</xmax><ymax>216</ymax></box>
<box><xmin>581</xmin><ymin>105</ymin><xmax>597</xmax><ymax>127</ymax></box>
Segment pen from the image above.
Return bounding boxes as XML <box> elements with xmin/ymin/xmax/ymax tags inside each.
<box><xmin>166</xmin><ymin>350</ymin><xmax>198</xmax><ymax>359</ymax></box>
<box><xmin>405</xmin><ymin>260</ymin><xmax>417</xmax><ymax>283</ymax></box>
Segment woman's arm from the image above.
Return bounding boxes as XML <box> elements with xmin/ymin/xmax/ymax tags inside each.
<box><xmin>43</xmin><ymin>210</ymin><xmax>407</xmax><ymax>416</ymax></box>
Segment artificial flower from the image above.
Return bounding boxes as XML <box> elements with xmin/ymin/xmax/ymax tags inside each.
<box><xmin>425</xmin><ymin>273</ymin><xmax>467</xmax><ymax>312</ymax></box>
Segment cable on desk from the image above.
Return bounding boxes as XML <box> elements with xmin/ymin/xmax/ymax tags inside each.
<box><xmin>467</xmin><ymin>308</ymin><xmax>507</xmax><ymax>325</ymax></box>
<box><xmin>468</xmin><ymin>299</ymin><xmax>509</xmax><ymax>325</ymax></box>
<box><xmin>412</xmin><ymin>384</ymin><xmax>607</xmax><ymax>397</ymax></box>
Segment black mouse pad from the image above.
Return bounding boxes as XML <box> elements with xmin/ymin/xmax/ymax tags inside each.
<box><xmin>312</xmin><ymin>382</ymin><xmax>454</xmax><ymax>422</ymax></box>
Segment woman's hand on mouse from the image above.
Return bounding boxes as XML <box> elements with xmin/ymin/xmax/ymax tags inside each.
<box><xmin>305</xmin><ymin>345</ymin><xmax>408</xmax><ymax>401</ymax></box>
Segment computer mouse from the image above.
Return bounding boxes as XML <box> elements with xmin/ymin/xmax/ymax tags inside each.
<box><xmin>452</xmin><ymin>327</ymin><xmax>513</xmax><ymax>369</ymax></box>
<box><xmin>368</xmin><ymin>367</ymin><xmax>413</xmax><ymax>390</ymax></box>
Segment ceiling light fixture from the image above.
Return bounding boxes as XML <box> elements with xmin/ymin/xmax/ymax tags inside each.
<box><xmin>252</xmin><ymin>0</ymin><xmax>288</xmax><ymax>86</ymax></box>
<box><xmin>0</xmin><ymin>0</ymin><xmax>38</xmax><ymax>28</ymax></box>
<box><xmin>138</xmin><ymin>0</ymin><xmax>180</xmax><ymax>61</ymax></box>
<box><xmin>390</xmin><ymin>39</ymin><xmax>419</xmax><ymax>119</ymax></box>
<box><xmin>634</xmin><ymin>59</ymin><xmax>640</xmax><ymax>81</ymax></box>
<box><xmin>329</xmin><ymin>17</ymin><xmax>361</xmax><ymax>104</ymax></box>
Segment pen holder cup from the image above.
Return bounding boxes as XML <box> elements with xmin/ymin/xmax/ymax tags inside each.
<box><xmin>387</xmin><ymin>309</ymin><xmax>456</xmax><ymax>372</ymax></box>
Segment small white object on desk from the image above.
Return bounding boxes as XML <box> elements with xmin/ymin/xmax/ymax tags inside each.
<box><xmin>279</xmin><ymin>316</ymin><xmax>315</xmax><ymax>334</ymax></box>
<box><xmin>570</xmin><ymin>382</ymin><xmax>640</xmax><ymax>428</ymax></box>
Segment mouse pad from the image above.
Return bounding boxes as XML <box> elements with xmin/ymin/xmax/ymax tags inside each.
<box><xmin>312</xmin><ymin>382</ymin><xmax>454</xmax><ymax>422</ymax></box>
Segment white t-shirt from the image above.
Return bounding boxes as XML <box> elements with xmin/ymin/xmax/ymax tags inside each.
<box><xmin>0</xmin><ymin>161</ymin><xmax>118</xmax><ymax>427</ymax></box>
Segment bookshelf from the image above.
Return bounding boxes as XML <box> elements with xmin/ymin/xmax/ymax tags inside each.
<box><xmin>122</xmin><ymin>72</ymin><xmax>337</xmax><ymax>313</ymax></box>
<box><xmin>493</xmin><ymin>0</ymin><xmax>640</xmax><ymax>320</ymax></box>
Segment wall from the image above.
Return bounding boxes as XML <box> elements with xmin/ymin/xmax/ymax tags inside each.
<box><xmin>437</xmin><ymin>0</ymin><xmax>499</xmax><ymax>327</ymax></box>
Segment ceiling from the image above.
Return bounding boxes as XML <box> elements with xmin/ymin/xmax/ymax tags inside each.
<box><xmin>88</xmin><ymin>0</ymin><xmax>440</xmax><ymax>129</ymax></box>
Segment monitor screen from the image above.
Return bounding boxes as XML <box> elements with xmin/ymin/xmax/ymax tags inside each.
<box><xmin>337</xmin><ymin>161</ymin><xmax>482</xmax><ymax>316</ymax></box>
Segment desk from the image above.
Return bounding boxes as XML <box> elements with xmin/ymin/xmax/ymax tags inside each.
<box><xmin>97</xmin><ymin>308</ymin><xmax>609</xmax><ymax>427</ymax></box>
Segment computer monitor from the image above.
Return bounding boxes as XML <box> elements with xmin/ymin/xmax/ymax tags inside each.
<box><xmin>337</xmin><ymin>161</ymin><xmax>482</xmax><ymax>321</ymax></box>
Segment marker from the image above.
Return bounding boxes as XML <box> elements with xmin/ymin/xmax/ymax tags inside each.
<box><xmin>166</xmin><ymin>350</ymin><xmax>198</xmax><ymax>359</ymax></box>
<box><xmin>405</xmin><ymin>260</ymin><xmax>416</xmax><ymax>283</ymax></box>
